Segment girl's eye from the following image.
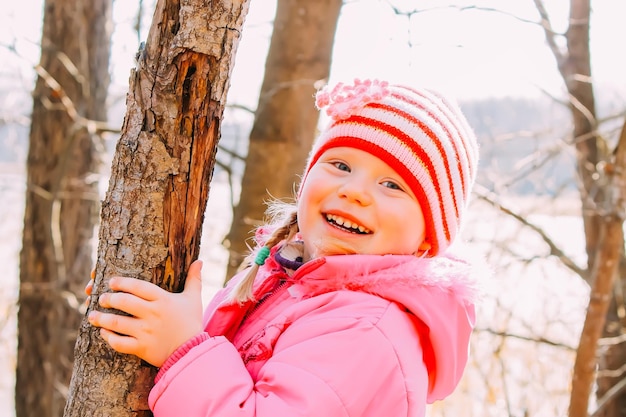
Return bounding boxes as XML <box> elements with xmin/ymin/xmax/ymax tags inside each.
<box><xmin>382</xmin><ymin>180</ymin><xmax>402</xmax><ymax>191</ymax></box>
<box><xmin>332</xmin><ymin>161</ymin><xmax>350</xmax><ymax>172</ymax></box>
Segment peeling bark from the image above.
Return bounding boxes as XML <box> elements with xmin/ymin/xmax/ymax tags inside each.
<box><xmin>63</xmin><ymin>1</ymin><xmax>250</xmax><ymax>416</ymax></box>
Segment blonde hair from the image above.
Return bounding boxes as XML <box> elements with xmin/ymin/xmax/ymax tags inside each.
<box><xmin>228</xmin><ymin>201</ymin><xmax>299</xmax><ymax>304</ymax></box>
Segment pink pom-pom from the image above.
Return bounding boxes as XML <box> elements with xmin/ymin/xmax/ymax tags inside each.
<box><xmin>315</xmin><ymin>90</ymin><xmax>330</xmax><ymax>109</ymax></box>
<box><xmin>315</xmin><ymin>79</ymin><xmax>390</xmax><ymax>121</ymax></box>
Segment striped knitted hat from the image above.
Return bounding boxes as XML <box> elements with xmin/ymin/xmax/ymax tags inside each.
<box><xmin>300</xmin><ymin>79</ymin><xmax>479</xmax><ymax>256</ymax></box>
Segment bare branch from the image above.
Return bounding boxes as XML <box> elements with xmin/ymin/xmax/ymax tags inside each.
<box><xmin>473</xmin><ymin>184</ymin><xmax>588</xmax><ymax>280</ymax></box>
<box><xmin>383</xmin><ymin>1</ymin><xmax>563</xmax><ymax>32</ymax></box>
<box><xmin>592</xmin><ymin>376</ymin><xmax>626</xmax><ymax>417</ymax></box>
<box><xmin>568</xmin><ymin>90</ymin><xmax>598</xmax><ymax>128</ymax></box>
<box><xmin>53</xmin><ymin>50</ymin><xmax>89</xmax><ymax>98</ymax></box>
<box><xmin>135</xmin><ymin>0</ymin><xmax>145</xmax><ymax>43</ymax></box>
<box><xmin>475</xmin><ymin>327</ymin><xmax>577</xmax><ymax>351</ymax></box>
<box><xmin>532</xmin><ymin>0</ymin><xmax>567</xmax><ymax>66</ymax></box>
<box><xmin>534</xmin><ymin>83</ymin><xmax>571</xmax><ymax>108</ymax></box>
<box><xmin>34</xmin><ymin>64</ymin><xmax>119</xmax><ymax>134</ymax></box>
<box><xmin>500</xmin><ymin>134</ymin><xmax>571</xmax><ymax>189</ymax></box>
<box><xmin>226</xmin><ymin>102</ymin><xmax>256</xmax><ymax>115</ymax></box>
<box><xmin>597</xmin><ymin>362</ymin><xmax>626</xmax><ymax>379</ymax></box>
<box><xmin>217</xmin><ymin>144</ymin><xmax>246</xmax><ymax>162</ymax></box>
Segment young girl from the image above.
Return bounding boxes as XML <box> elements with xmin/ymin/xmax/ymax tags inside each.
<box><xmin>87</xmin><ymin>78</ymin><xmax>480</xmax><ymax>416</ymax></box>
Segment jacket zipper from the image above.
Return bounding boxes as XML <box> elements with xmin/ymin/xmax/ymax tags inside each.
<box><xmin>241</xmin><ymin>257</ymin><xmax>326</xmax><ymax>327</ymax></box>
<box><xmin>240</xmin><ymin>280</ymin><xmax>289</xmax><ymax>327</ymax></box>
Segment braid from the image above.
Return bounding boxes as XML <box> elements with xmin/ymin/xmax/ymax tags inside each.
<box><xmin>265</xmin><ymin>210</ymin><xmax>298</xmax><ymax>248</ymax></box>
<box><xmin>228</xmin><ymin>206</ymin><xmax>299</xmax><ymax>304</ymax></box>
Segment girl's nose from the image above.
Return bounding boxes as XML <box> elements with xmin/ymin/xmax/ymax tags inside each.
<box><xmin>337</xmin><ymin>176</ymin><xmax>373</xmax><ymax>206</ymax></box>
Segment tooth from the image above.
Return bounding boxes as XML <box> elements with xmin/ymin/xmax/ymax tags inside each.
<box><xmin>325</xmin><ymin>214</ymin><xmax>369</xmax><ymax>233</ymax></box>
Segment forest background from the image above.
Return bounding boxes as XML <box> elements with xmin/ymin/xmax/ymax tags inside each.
<box><xmin>1</xmin><ymin>0</ymin><xmax>626</xmax><ymax>416</ymax></box>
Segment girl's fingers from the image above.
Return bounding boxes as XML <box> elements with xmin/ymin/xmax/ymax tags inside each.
<box><xmin>108</xmin><ymin>277</ymin><xmax>163</xmax><ymax>302</ymax></box>
<box><xmin>88</xmin><ymin>310</ymin><xmax>139</xmax><ymax>338</ymax></box>
<box><xmin>99</xmin><ymin>328</ymin><xmax>140</xmax><ymax>357</ymax></box>
<box><xmin>85</xmin><ymin>279</ymin><xmax>94</xmax><ymax>296</ymax></box>
<box><xmin>97</xmin><ymin>291</ymin><xmax>150</xmax><ymax>318</ymax></box>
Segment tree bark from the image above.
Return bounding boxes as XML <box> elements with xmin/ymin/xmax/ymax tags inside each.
<box><xmin>569</xmin><ymin>119</ymin><xmax>626</xmax><ymax>416</ymax></box>
<box><xmin>224</xmin><ymin>0</ymin><xmax>342</xmax><ymax>279</ymax></box>
<box><xmin>63</xmin><ymin>1</ymin><xmax>249</xmax><ymax>416</ymax></box>
<box><xmin>17</xmin><ymin>1</ymin><xmax>111</xmax><ymax>416</ymax></box>
<box><xmin>592</xmin><ymin>121</ymin><xmax>626</xmax><ymax>417</ymax></box>
<box><xmin>534</xmin><ymin>0</ymin><xmax>626</xmax><ymax>415</ymax></box>
<box><xmin>562</xmin><ymin>0</ymin><xmax>605</xmax><ymax>272</ymax></box>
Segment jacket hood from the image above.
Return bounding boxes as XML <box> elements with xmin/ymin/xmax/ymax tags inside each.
<box><xmin>292</xmin><ymin>252</ymin><xmax>480</xmax><ymax>403</ymax></box>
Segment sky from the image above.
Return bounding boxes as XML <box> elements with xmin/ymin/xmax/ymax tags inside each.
<box><xmin>2</xmin><ymin>0</ymin><xmax>626</xmax><ymax>110</ymax></box>
<box><xmin>224</xmin><ymin>0</ymin><xmax>626</xmax><ymax>105</ymax></box>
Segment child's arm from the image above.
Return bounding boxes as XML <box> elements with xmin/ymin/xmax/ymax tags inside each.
<box><xmin>87</xmin><ymin>260</ymin><xmax>204</xmax><ymax>367</ymax></box>
<box><xmin>148</xmin><ymin>297</ymin><xmax>430</xmax><ymax>416</ymax></box>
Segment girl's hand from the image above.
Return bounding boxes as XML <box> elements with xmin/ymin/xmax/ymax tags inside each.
<box><xmin>85</xmin><ymin>268</ymin><xmax>95</xmax><ymax>295</ymax></box>
<box><xmin>87</xmin><ymin>260</ymin><xmax>204</xmax><ymax>367</ymax></box>
<box><xmin>83</xmin><ymin>269</ymin><xmax>95</xmax><ymax>309</ymax></box>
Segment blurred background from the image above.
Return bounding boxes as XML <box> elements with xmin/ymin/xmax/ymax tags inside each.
<box><xmin>1</xmin><ymin>0</ymin><xmax>626</xmax><ymax>416</ymax></box>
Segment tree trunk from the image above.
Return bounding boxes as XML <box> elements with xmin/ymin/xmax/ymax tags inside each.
<box><xmin>569</xmin><ymin>212</ymin><xmax>624</xmax><ymax>417</ymax></box>
<box><xmin>224</xmin><ymin>0</ymin><xmax>342</xmax><ymax>279</ymax></box>
<box><xmin>62</xmin><ymin>1</ymin><xmax>250</xmax><ymax>416</ymax></box>
<box><xmin>585</xmin><ymin>120</ymin><xmax>626</xmax><ymax>417</ymax></box>
<box><xmin>534</xmin><ymin>0</ymin><xmax>626</xmax><ymax>415</ymax></box>
<box><xmin>16</xmin><ymin>0</ymin><xmax>111</xmax><ymax>416</ymax></box>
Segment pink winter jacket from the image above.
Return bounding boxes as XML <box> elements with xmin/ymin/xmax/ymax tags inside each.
<box><xmin>148</xmin><ymin>250</ymin><xmax>478</xmax><ymax>416</ymax></box>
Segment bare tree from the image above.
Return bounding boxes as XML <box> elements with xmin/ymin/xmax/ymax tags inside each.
<box><xmin>377</xmin><ymin>1</ymin><xmax>626</xmax><ymax>414</ymax></box>
<box><xmin>532</xmin><ymin>0</ymin><xmax>626</xmax><ymax>415</ymax></box>
<box><xmin>16</xmin><ymin>1</ymin><xmax>112</xmax><ymax>416</ymax></box>
<box><xmin>63</xmin><ymin>1</ymin><xmax>250</xmax><ymax>416</ymax></box>
<box><xmin>224</xmin><ymin>0</ymin><xmax>342</xmax><ymax>280</ymax></box>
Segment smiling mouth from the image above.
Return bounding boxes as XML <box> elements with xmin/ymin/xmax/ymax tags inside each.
<box><xmin>325</xmin><ymin>214</ymin><xmax>372</xmax><ymax>234</ymax></box>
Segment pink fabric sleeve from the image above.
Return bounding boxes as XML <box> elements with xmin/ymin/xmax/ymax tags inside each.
<box><xmin>149</xmin><ymin>335</ymin><xmax>253</xmax><ymax>416</ymax></box>
<box><xmin>154</xmin><ymin>333</ymin><xmax>211</xmax><ymax>383</ymax></box>
<box><xmin>147</xmin><ymin>300</ymin><xmax>429</xmax><ymax>417</ymax></box>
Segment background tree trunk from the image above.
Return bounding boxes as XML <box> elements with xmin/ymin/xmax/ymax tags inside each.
<box><xmin>575</xmin><ymin>119</ymin><xmax>626</xmax><ymax>417</ymax></box>
<box><xmin>224</xmin><ymin>0</ymin><xmax>342</xmax><ymax>279</ymax></box>
<box><xmin>534</xmin><ymin>0</ymin><xmax>626</xmax><ymax>414</ymax></box>
<box><xmin>63</xmin><ymin>1</ymin><xmax>250</xmax><ymax>416</ymax></box>
<box><xmin>16</xmin><ymin>0</ymin><xmax>112</xmax><ymax>416</ymax></box>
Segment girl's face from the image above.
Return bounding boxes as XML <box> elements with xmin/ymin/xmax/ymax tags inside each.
<box><xmin>297</xmin><ymin>147</ymin><xmax>429</xmax><ymax>261</ymax></box>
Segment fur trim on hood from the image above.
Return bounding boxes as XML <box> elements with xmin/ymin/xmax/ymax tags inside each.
<box><xmin>295</xmin><ymin>252</ymin><xmax>481</xmax><ymax>306</ymax></box>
